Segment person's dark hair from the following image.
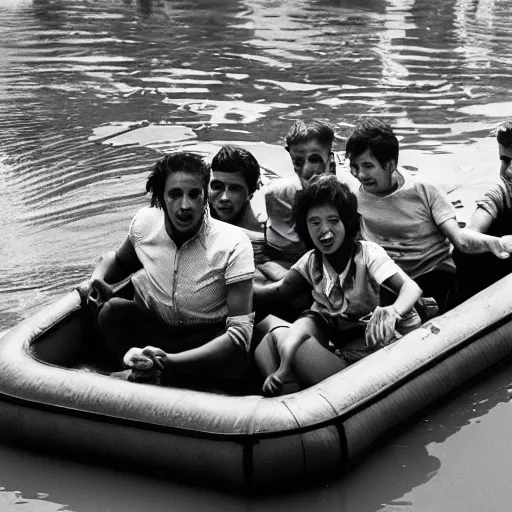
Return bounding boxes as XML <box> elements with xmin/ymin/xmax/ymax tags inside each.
<box><xmin>285</xmin><ymin>120</ymin><xmax>335</xmax><ymax>151</ymax></box>
<box><xmin>293</xmin><ymin>175</ymin><xmax>360</xmax><ymax>250</ymax></box>
<box><xmin>146</xmin><ymin>152</ymin><xmax>210</xmax><ymax>209</ymax></box>
<box><xmin>345</xmin><ymin>118</ymin><xmax>399</xmax><ymax>168</ymax></box>
<box><xmin>293</xmin><ymin>175</ymin><xmax>361</xmax><ymax>288</ymax></box>
<box><xmin>211</xmin><ymin>146</ymin><xmax>261</xmax><ymax>195</ymax></box>
<box><xmin>496</xmin><ymin>121</ymin><xmax>512</xmax><ymax>148</ymax></box>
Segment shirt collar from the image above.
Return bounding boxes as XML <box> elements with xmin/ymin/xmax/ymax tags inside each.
<box><xmin>197</xmin><ymin>210</ymin><xmax>209</xmax><ymax>249</ymax></box>
<box><xmin>321</xmin><ymin>254</ymin><xmax>351</xmax><ymax>297</ymax></box>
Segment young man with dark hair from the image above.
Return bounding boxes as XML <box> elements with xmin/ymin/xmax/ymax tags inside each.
<box><xmin>209</xmin><ymin>146</ymin><xmax>263</xmax><ymax>231</ymax></box>
<box><xmin>466</xmin><ymin>122</ymin><xmax>512</xmax><ymax>234</ymax></box>
<box><xmin>346</xmin><ymin>118</ymin><xmax>512</xmax><ymax>313</ymax></box>
<box><xmin>208</xmin><ymin>145</ymin><xmax>290</xmax><ymax>284</ymax></box>
<box><xmin>454</xmin><ymin>121</ymin><xmax>512</xmax><ymax>301</ymax></box>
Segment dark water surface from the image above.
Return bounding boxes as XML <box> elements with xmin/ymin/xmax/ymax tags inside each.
<box><xmin>1</xmin><ymin>0</ymin><xmax>512</xmax><ymax>510</ymax></box>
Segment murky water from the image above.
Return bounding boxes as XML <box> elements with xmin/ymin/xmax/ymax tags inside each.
<box><xmin>1</xmin><ymin>0</ymin><xmax>512</xmax><ymax>509</ymax></box>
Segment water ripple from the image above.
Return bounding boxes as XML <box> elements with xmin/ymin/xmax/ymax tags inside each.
<box><xmin>1</xmin><ymin>0</ymin><xmax>512</xmax><ymax>332</ymax></box>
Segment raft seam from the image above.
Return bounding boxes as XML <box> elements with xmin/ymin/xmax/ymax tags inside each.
<box><xmin>317</xmin><ymin>391</ymin><xmax>349</xmax><ymax>468</ymax></box>
<box><xmin>281</xmin><ymin>399</ymin><xmax>306</xmax><ymax>475</ymax></box>
<box><xmin>316</xmin><ymin>391</ymin><xmax>337</xmax><ymax>415</ymax></box>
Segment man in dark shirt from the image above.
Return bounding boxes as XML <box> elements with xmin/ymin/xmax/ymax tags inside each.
<box><xmin>454</xmin><ymin>121</ymin><xmax>512</xmax><ymax>301</ymax></box>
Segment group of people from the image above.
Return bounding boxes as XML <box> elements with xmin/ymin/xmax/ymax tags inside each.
<box><xmin>84</xmin><ymin>118</ymin><xmax>512</xmax><ymax>396</ymax></box>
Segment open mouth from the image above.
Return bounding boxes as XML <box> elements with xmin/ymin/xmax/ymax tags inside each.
<box><xmin>176</xmin><ymin>214</ymin><xmax>193</xmax><ymax>225</ymax></box>
<box><xmin>319</xmin><ymin>231</ymin><xmax>334</xmax><ymax>248</ymax></box>
<box><xmin>360</xmin><ymin>179</ymin><xmax>376</xmax><ymax>187</ymax></box>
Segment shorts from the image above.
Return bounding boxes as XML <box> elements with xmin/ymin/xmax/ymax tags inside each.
<box><xmin>299</xmin><ymin>309</ymin><xmax>366</xmax><ymax>349</ymax></box>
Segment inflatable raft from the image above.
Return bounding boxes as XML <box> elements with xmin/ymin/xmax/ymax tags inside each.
<box><xmin>0</xmin><ymin>276</ymin><xmax>512</xmax><ymax>490</ymax></box>
<box><xmin>1</xmin><ymin>133</ymin><xmax>509</xmax><ymax>489</ymax></box>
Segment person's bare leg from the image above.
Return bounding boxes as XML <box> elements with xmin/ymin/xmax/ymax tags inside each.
<box><xmin>292</xmin><ymin>337</ymin><xmax>347</xmax><ymax>388</ymax></box>
<box><xmin>255</xmin><ymin>317</ymin><xmax>346</xmax><ymax>394</ymax></box>
<box><xmin>254</xmin><ymin>326</ymin><xmax>287</xmax><ymax>377</ymax></box>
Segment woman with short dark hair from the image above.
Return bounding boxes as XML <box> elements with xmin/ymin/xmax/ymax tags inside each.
<box><xmin>85</xmin><ymin>152</ymin><xmax>255</xmax><ymax>388</ymax></box>
<box><xmin>254</xmin><ymin>175</ymin><xmax>422</xmax><ymax>396</ymax></box>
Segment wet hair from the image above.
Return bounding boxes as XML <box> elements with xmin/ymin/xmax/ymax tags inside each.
<box><xmin>496</xmin><ymin>121</ymin><xmax>512</xmax><ymax>148</ymax></box>
<box><xmin>345</xmin><ymin>118</ymin><xmax>399</xmax><ymax>168</ymax></box>
<box><xmin>211</xmin><ymin>146</ymin><xmax>261</xmax><ymax>194</ymax></box>
<box><xmin>293</xmin><ymin>175</ymin><xmax>360</xmax><ymax>250</ymax></box>
<box><xmin>285</xmin><ymin>120</ymin><xmax>335</xmax><ymax>151</ymax></box>
<box><xmin>146</xmin><ymin>152</ymin><xmax>210</xmax><ymax>209</ymax></box>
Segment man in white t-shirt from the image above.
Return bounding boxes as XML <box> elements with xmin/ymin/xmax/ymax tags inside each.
<box><xmin>345</xmin><ymin>118</ymin><xmax>512</xmax><ymax>313</ymax></box>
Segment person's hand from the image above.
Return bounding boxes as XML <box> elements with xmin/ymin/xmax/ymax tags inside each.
<box><xmin>123</xmin><ymin>347</ymin><xmax>155</xmax><ymax>371</ymax></box>
<box><xmin>492</xmin><ymin>235</ymin><xmax>512</xmax><ymax>259</ymax></box>
<box><xmin>141</xmin><ymin>346</ymin><xmax>168</xmax><ymax>370</ymax></box>
<box><xmin>123</xmin><ymin>346</ymin><xmax>167</xmax><ymax>371</ymax></box>
<box><xmin>122</xmin><ymin>347</ymin><xmax>166</xmax><ymax>384</ymax></box>
<box><xmin>365</xmin><ymin>306</ymin><xmax>402</xmax><ymax>347</ymax></box>
<box><xmin>262</xmin><ymin>366</ymin><xmax>292</xmax><ymax>397</ymax></box>
<box><xmin>86</xmin><ymin>278</ymin><xmax>114</xmax><ymax>309</ymax></box>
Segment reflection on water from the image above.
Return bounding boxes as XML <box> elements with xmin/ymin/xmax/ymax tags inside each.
<box><xmin>1</xmin><ymin>0</ymin><xmax>512</xmax><ymax>509</ymax></box>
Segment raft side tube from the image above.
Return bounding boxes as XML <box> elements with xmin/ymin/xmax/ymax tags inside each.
<box><xmin>343</xmin><ymin>315</ymin><xmax>512</xmax><ymax>460</ymax></box>
<box><xmin>0</xmin><ymin>398</ymin><xmax>249</xmax><ymax>489</ymax></box>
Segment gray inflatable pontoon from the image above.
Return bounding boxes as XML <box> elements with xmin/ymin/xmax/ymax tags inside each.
<box><xmin>0</xmin><ymin>275</ymin><xmax>511</xmax><ymax>490</ymax></box>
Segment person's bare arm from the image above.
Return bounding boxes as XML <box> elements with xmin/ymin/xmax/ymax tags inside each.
<box><xmin>386</xmin><ymin>272</ymin><xmax>423</xmax><ymax>317</ymax></box>
<box><xmin>90</xmin><ymin>237</ymin><xmax>141</xmax><ymax>283</ymax></box>
<box><xmin>256</xmin><ymin>260</ymin><xmax>290</xmax><ymax>282</ymax></box>
<box><xmin>366</xmin><ymin>271</ymin><xmax>422</xmax><ymax>346</ymax></box>
<box><xmin>253</xmin><ymin>268</ymin><xmax>310</xmax><ymax>309</ymax></box>
<box><xmin>86</xmin><ymin>237</ymin><xmax>142</xmax><ymax>305</ymax></box>
<box><xmin>468</xmin><ymin>207</ymin><xmax>494</xmax><ymax>234</ymax></box>
<box><xmin>137</xmin><ymin>279</ymin><xmax>254</xmax><ymax>378</ymax></box>
<box><xmin>440</xmin><ymin>218</ymin><xmax>512</xmax><ymax>258</ymax></box>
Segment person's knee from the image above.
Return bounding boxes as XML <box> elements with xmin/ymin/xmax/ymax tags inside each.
<box><xmin>270</xmin><ymin>326</ymin><xmax>293</xmax><ymax>353</ymax></box>
<box><xmin>254</xmin><ymin>328</ymin><xmax>285</xmax><ymax>373</ymax></box>
<box><xmin>253</xmin><ymin>315</ymin><xmax>291</xmax><ymax>348</ymax></box>
<box><xmin>255</xmin><ymin>330</ymin><xmax>277</xmax><ymax>363</ymax></box>
<box><xmin>293</xmin><ymin>337</ymin><xmax>346</xmax><ymax>387</ymax></box>
<box><xmin>97</xmin><ymin>298</ymin><xmax>128</xmax><ymax>333</ymax></box>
